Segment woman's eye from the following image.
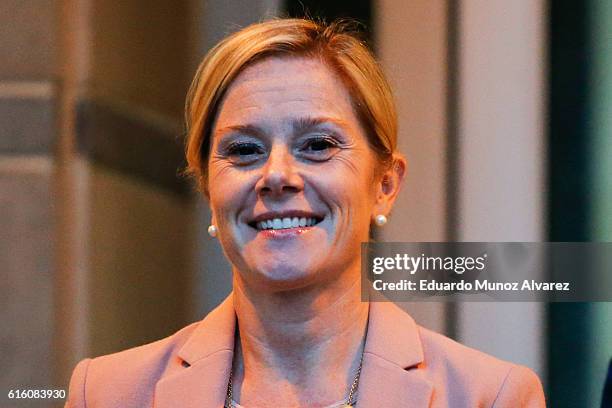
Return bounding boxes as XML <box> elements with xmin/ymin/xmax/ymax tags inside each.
<box><xmin>226</xmin><ymin>142</ymin><xmax>264</xmax><ymax>163</ymax></box>
<box><xmin>308</xmin><ymin>139</ymin><xmax>334</xmax><ymax>151</ymax></box>
<box><xmin>300</xmin><ymin>136</ymin><xmax>340</xmax><ymax>160</ymax></box>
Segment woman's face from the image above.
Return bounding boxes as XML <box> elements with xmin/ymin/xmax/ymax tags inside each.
<box><xmin>208</xmin><ymin>56</ymin><xmax>397</xmax><ymax>292</ymax></box>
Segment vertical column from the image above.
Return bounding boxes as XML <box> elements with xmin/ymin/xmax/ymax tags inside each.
<box><xmin>588</xmin><ymin>0</ymin><xmax>612</xmax><ymax>403</ymax></box>
<box><xmin>546</xmin><ymin>1</ymin><xmax>590</xmax><ymax>404</ymax></box>
<box><xmin>74</xmin><ymin>0</ymin><xmax>197</xmax><ymax>359</ymax></box>
<box><xmin>375</xmin><ymin>0</ymin><xmax>449</xmax><ymax>333</ymax></box>
<box><xmin>55</xmin><ymin>0</ymin><xmax>199</xmax><ymax>386</ymax></box>
<box><xmin>54</xmin><ymin>0</ymin><xmax>92</xmax><ymax>387</ymax></box>
<box><xmin>456</xmin><ymin>0</ymin><xmax>547</xmax><ymax>376</ymax></box>
<box><xmin>0</xmin><ymin>1</ymin><xmax>59</xmax><ymax>406</ymax></box>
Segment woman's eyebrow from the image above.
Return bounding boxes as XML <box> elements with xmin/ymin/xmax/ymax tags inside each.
<box><xmin>214</xmin><ymin>124</ymin><xmax>266</xmax><ymax>138</ymax></box>
<box><xmin>215</xmin><ymin>117</ymin><xmax>349</xmax><ymax>138</ymax></box>
<box><xmin>291</xmin><ymin>116</ymin><xmax>349</xmax><ymax>133</ymax></box>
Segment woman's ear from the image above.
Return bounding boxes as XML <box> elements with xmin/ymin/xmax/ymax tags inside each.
<box><xmin>374</xmin><ymin>153</ymin><xmax>407</xmax><ymax>216</ymax></box>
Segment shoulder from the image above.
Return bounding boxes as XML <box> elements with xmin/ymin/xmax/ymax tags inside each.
<box><xmin>65</xmin><ymin>295</ymin><xmax>236</xmax><ymax>408</ymax></box>
<box><xmin>417</xmin><ymin>326</ymin><xmax>545</xmax><ymax>407</ymax></box>
<box><xmin>65</xmin><ymin>321</ymin><xmax>200</xmax><ymax>408</ymax></box>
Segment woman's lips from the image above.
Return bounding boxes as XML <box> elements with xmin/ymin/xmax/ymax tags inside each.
<box><xmin>256</xmin><ymin>226</ymin><xmax>315</xmax><ymax>239</ymax></box>
<box><xmin>255</xmin><ymin>216</ymin><xmax>320</xmax><ymax>231</ymax></box>
<box><xmin>247</xmin><ymin>216</ymin><xmax>324</xmax><ymax>239</ymax></box>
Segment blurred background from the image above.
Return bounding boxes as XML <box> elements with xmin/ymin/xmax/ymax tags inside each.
<box><xmin>1</xmin><ymin>0</ymin><xmax>611</xmax><ymax>406</ymax></box>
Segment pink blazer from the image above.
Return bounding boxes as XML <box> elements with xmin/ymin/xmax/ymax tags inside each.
<box><xmin>65</xmin><ymin>295</ymin><xmax>546</xmax><ymax>407</ymax></box>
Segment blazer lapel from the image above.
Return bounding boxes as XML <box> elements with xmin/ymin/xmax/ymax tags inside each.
<box><xmin>154</xmin><ymin>295</ymin><xmax>236</xmax><ymax>408</ymax></box>
<box><xmin>154</xmin><ymin>351</ymin><xmax>233</xmax><ymax>408</ymax></box>
<box><xmin>356</xmin><ymin>301</ymin><xmax>434</xmax><ymax>408</ymax></box>
<box><xmin>153</xmin><ymin>295</ymin><xmax>433</xmax><ymax>408</ymax></box>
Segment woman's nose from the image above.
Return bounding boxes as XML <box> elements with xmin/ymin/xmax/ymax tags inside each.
<box><xmin>255</xmin><ymin>145</ymin><xmax>304</xmax><ymax>197</ymax></box>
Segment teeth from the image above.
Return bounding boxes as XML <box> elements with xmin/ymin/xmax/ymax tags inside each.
<box><xmin>255</xmin><ymin>216</ymin><xmax>320</xmax><ymax>230</ymax></box>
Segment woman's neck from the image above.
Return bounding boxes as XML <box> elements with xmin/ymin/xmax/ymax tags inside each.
<box><xmin>230</xmin><ymin>269</ymin><xmax>369</xmax><ymax>407</ymax></box>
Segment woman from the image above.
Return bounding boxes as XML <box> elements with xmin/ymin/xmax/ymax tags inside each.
<box><xmin>66</xmin><ymin>18</ymin><xmax>545</xmax><ymax>407</ymax></box>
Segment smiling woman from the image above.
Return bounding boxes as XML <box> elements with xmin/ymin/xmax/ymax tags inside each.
<box><xmin>207</xmin><ymin>55</ymin><xmax>390</xmax><ymax>292</ymax></box>
<box><xmin>65</xmin><ymin>18</ymin><xmax>546</xmax><ymax>408</ymax></box>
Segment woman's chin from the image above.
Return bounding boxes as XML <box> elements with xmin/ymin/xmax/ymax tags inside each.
<box><xmin>247</xmin><ymin>262</ymin><xmax>321</xmax><ymax>292</ymax></box>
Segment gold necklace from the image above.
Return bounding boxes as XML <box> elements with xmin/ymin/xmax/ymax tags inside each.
<box><xmin>224</xmin><ymin>352</ymin><xmax>364</xmax><ymax>408</ymax></box>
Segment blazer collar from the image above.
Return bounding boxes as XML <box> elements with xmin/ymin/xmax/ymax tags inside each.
<box><xmin>363</xmin><ymin>300</ymin><xmax>425</xmax><ymax>367</ymax></box>
<box><xmin>155</xmin><ymin>295</ymin><xmax>433</xmax><ymax>408</ymax></box>
<box><xmin>154</xmin><ymin>295</ymin><xmax>236</xmax><ymax>408</ymax></box>
<box><xmin>177</xmin><ymin>294</ymin><xmax>236</xmax><ymax>365</ymax></box>
<box><xmin>357</xmin><ymin>301</ymin><xmax>433</xmax><ymax>407</ymax></box>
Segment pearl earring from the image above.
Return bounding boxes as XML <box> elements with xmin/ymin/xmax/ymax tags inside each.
<box><xmin>207</xmin><ymin>225</ymin><xmax>218</xmax><ymax>237</ymax></box>
<box><xmin>374</xmin><ymin>214</ymin><xmax>388</xmax><ymax>226</ymax></box>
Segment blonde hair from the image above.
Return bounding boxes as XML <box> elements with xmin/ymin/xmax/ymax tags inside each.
<box><xmin>184</xmin><ymin>18</ymin><xmax>398</xmax><ymax>193</ymax></box>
